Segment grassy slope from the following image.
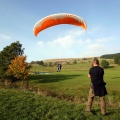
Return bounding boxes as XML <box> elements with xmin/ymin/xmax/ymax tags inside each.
<box><xmin>0</xmin><ymin>59</ymin><xmax>120</xmax><ymax>120</ymax></box>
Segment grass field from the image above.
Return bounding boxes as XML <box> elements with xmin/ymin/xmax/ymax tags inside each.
<box><xmin>0</xmin><ymin>59</ymin><xmax>120</xmax><ymax>120</ymax></box>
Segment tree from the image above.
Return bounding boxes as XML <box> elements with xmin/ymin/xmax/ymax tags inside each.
<box><xmin>0</xmin><ymin>41</ymin><xmax>25</xmax><ymax>79</ymax></box>
<box><xmin>73</xmin><ymin>60</ymin><xmax>77</xmax><ymax>64</ymax></box>
<box><xmin>48</xmin><ymin>62</ymin><xmax>53</xmax><ymax>66</ymax></box>
<box><xmin>6</xmin><ymin>56</ymin><xmax>30</xmax><ymax>81</ymax></box>
<box><xmin>38</xmin><ymin>61</ymin><xmax>44</xmax><ymax>66</ymax></box>
<box><xmin>101</xmin><ymin>60</ymin><xmax>109</xmax><ymax>68</ymax></box>
<box><xmin>114</xmin><ymin>55</ymin><xmax>120</xmax><ymax>65</ymax></box>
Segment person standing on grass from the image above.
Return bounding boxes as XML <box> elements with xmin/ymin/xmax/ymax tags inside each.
<box><xmin>86</xmin><ymin>59</ymin><xmax>107</xmax><ymax>116</ymax></box>
<box><xmin>57</xmin><ymin>63</ymin><xmax>62</xmax><ymax>72</ymax></box>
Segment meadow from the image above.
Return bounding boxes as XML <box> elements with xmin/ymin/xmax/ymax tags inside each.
<box><xmin>0</xmin><ymin>58</ymin><xmax>120</xmax><ymax>120</ymax></box>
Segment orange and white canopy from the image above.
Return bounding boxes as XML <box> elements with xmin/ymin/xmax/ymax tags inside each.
<box><xmin>33</xmin><ymin>13</ymin><xmax>87</xmax><ymax>36</ymax></box>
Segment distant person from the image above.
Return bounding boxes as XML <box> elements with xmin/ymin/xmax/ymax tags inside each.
<box><xmin>86</xmin><ymin>59</ymin><xmax>107</xmax><ymax>116</ymax></box>
<box><xmin>57</xmin><ymin>63</ymin><xmax>62</xmax><ymax>72</ymax></box>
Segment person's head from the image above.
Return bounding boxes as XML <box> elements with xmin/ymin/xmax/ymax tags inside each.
<box><xmin>92</xmin><ymin>59</ymin><xmax>99</xmax><ymax>66</ymax></box>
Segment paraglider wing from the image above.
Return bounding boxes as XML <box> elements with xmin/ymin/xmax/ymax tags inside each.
<box><xmin>33</xmin><ymin>13</ymin><xmax>87</xmax><ymax>36</ymax></box>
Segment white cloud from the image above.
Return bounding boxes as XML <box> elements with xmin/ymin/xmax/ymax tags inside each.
<box><xmin>85</xmin><ymin>38</ymin><xmax>91</xmax><ymax>43</ymax></box>
<box><xmin>0</xmin><ymin>34</ymin><xmax>11</xmax><ymax>41</ymax></box>
<box><xmin>66</xmin><ymin>29</ymin><xmax>85</xmax><ymax>36</ymax></box>
<box><xmin>52</xmin><ymin>35</ymin><xmax>74</xmax><ymax>49</ymax></box>
<box><xmin>88</xmin><ymin>43</ymin><xmax>104</xmax><ymax>50</ymax></box>
<box><xmin>35</xmin><ymin>29</ymin><xmax>88</xmax><ymax>60</ymax></box>
<box><xmin>38</xmin><ymin>41</ymin><xmax>44</xmax><ymax>45</ymax></box>
<box><xmin>97</xmin><ymin>37</ymin><xmax>114</xmax><ymax>42</ymax></box>
<box><xmin>0</xmin><ymin>34</ymin><xmax>13</xmax><ymax>51</ymax></box>
<box><xmin>34</xmin><ymin>27</ymin><xmax>117</xmax><ymax>61</ymax></box>
<box><xmin>88</xmin><ymin>27</ymin><xmax>101</xmax><ymax>35</ymax></box>
<box><xmin>37</xmin><ymin>29</ymin><xmax>85</xmax><ymax>49</ymax></box>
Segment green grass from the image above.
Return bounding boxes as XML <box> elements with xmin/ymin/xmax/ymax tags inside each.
<box><xmin>0</xmin><ymin>61</ymin><xmax>120</xmax><ymax>119</ymax></box>
<box><xmin>0</xmin><ymin>88</ymin><xmax>119</xmax><ymax>120</ymax></box>
<box><xmin>29</xmin><ymin>63</ymin><xmax>120</xmax><ymax>106</ymax></box>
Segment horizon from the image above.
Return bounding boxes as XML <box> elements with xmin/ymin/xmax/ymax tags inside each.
<box><xmin>30</xmin><ymin>52</ymin><xmax>120</xmax><ymax>62</ymax></box>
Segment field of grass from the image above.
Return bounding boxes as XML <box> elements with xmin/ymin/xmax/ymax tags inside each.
<box><xmin>0</xmin><ymin>59</ymin><xmax>120</xmax><ymax>120</ymax></box>
<box><xmin>0</xmin><ymin>88</ymin><xmax>119</xmax><ymax>120</ymax></box>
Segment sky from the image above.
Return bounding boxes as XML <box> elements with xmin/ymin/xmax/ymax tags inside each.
<box><xmin>0</xmin><ymin>0</ymin><xmax>120</xmax><ymax>62</ymax></box>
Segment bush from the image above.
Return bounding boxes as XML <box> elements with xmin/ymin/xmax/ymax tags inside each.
<box><xmin>114</xmin><ymin>55</ymin><xmax>120</xmax><ymax>65</ymax></box>
<box><xmin>101</xmin><ymin>60</ymin><xmax>109</xmax><ymax>68</ymax></box>
<box><xmin>73</xmin><ymin>60</ymin><xmax>77</xmax><ymax>64</ymax></box>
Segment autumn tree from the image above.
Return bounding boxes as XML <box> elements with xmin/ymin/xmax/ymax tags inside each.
<box><xmin>0</xmin><ymin>41</ymin><xmax>24</xmax><ymax>79</ymax></box>
<box><xmin>6</xmin><ymin>56</ymin><xmax>30</xmax><ymax>81</ymax></box>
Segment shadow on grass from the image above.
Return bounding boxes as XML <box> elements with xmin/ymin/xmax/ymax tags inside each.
<box><xmin>91</xmin><ymin>108</ymin><xmax>118</xmax><ymax>116</ymax></box>
<box><xmin>112</xmin><ymin>77</ymin><xmax>120</xmax><ymax>79</ymax></box>
<box><xmin>108</xmin><ymin>66</ymin><xmax>115</xmax><ymax>68</ymax></box>
<box><xmin>28</xmin><ymin>74</ymin><xmax>83</xmax><ymax>83</ymax></box>
<box><xmin>106</xmin><ymin>108</ymin><xmax>120</xmax><ymax>117</ymax></box>
<box><xmin>104</xmin><ymin>66</ymin><xmax>115</xmax><ymax>69</ymax></box>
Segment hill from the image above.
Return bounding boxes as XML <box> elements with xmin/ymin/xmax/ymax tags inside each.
<box><xmin>100</xmin><ymin>53</ymin><xmax>120</xmax><ymax>59</ymax></box>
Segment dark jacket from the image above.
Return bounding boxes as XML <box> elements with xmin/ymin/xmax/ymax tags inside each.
<box><xmin>89</xmin><ymin>66</ymin><xmax>107</xmax><ymax>96</ymax></box>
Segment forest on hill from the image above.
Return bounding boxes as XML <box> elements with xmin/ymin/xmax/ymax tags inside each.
<box><xmin>100</xmin><ymin>53</ymin><xmax>120</xmax><ymax>59</ymax></box>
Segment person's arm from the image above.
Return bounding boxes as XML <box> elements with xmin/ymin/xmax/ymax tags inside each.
<box><xmin>88</xmin><ymin>68</ymin><xmax>91</xmax><ymax>78</ymax></box>
<box><xmin>88</xmin><ymin>74</ymin><xmax>91</xmax><ymax>78</ymax></box>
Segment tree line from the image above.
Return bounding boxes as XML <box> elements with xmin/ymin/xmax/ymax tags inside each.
<box><xmin>100</xmin><ymin>53</ymin><xmax>120</xmax><ymax>65</ymax></box>
<box><xmin>100</xmin><ymin>53</ymin><xmax>120</xmax><ymax>59</ymax></box>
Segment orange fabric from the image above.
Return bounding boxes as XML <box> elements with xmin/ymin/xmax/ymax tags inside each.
<box><xmin>34</xmin><ymin>14</ymin><xmax>87</xmax><ymax>36</ymax></box>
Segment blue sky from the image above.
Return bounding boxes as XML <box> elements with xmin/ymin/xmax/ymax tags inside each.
<box><xmin>0</xmin><ymin>0</ymin><xmax>120</xmax><ymax>62</ymax></box>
